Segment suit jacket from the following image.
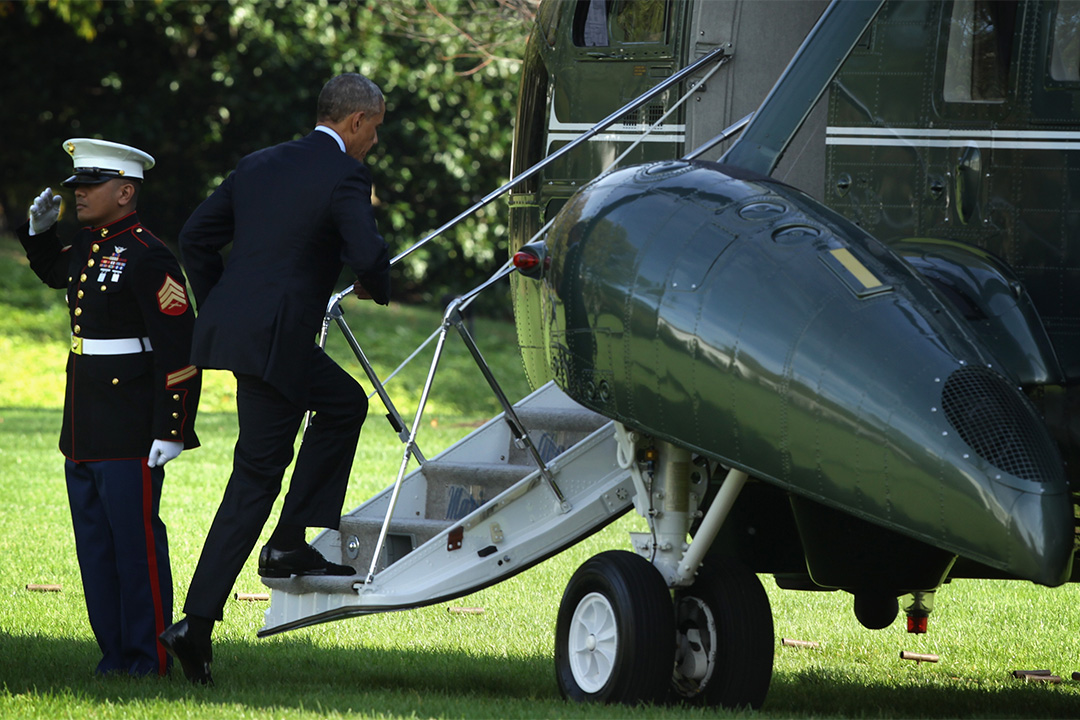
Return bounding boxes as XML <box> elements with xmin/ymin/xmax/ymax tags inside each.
<box><xmin>18</xmin><ymin>213</ymin><xmax>201</xmax><ymax>461</ymax></box>
<box><xmin>179</xmin><ymin>130</ymin><xmax>391</xmax><ymax>405</ymax></box>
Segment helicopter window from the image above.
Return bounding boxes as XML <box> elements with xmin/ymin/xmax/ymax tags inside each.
<box><xmin>578</xmin><ymin>0</ymin><xmax>609</xmax><ymax>46</ymax></box>
<box><xmin>538</xmin><ymin>0</ymin><xmax>561</xmax><ymax>48</ymax></box>
<box><xmin>611</xmin><ymin>0</ymin><xmax>668</xmax><ymax>43</ymax></box>
<box><xmin>573</xmin><ymin>0</ymin><xmax>669</xmax><ymax>47</ymax></box>
<box><xmin>943</xmin><ymin>0</ymin><xmax>1016</xmax><ymax>103</ymax></box>
<box><xmin>1050</xmin><ymin>0</ymin><xmax>1080</xmax><ymax>82</ymax></box>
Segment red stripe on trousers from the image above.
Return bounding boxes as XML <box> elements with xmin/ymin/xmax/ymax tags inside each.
<box><xmin>141</xmin><ymin>461</ymin><xmax>168</xmax><ymax>675</ymax></box>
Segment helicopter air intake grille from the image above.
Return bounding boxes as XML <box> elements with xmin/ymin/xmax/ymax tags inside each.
<box><xmin>941</xmin><ymin>367</ymin><xmax>1062</xmax><ymax>483</ymax></box>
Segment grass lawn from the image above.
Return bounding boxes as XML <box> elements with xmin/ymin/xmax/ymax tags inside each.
<box><xmin>1</xmin><ymin>238</ymin><xmax>1079</xmax><ymax>718</ymax></box>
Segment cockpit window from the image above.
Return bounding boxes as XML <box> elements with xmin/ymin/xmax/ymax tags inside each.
<box><xmin>1050</xmin><ymin>0</ymin><xmax>1080</xmax><ymax>82</ymax></box>
<box><xmin>574</xmin><ymin>0</ymin><xmax>669</xmax><ymax>48</ymax></box>
<box><xmin>943</xmin><ymin>0</ymin><xmax>1017</xmax><ymax>102</ymax></box>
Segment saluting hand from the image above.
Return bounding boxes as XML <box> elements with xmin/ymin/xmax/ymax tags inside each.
<box><xmin>28</xmin><ymin>187</ymin><xmax>62</xmax><ymax>236</ymax></box>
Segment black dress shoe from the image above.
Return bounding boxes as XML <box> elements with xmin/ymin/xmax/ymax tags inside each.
<box><xmin>158</xmin><ymin>618</ymin><xmax>213</xmax><ymax>685</ymax></box>
<box><xmin>258</xmin><ymin>543</ymin><xmax>355</xmax><ymax>578</ymax></box>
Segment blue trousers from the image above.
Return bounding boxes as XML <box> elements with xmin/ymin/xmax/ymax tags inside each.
<box><xmin>65</xmin><ymin>457</ymin><xmax>172</xmax><ymax>676</ymax></box>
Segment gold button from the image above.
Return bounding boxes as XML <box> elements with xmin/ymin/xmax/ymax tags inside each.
<box><xmin>77</xmin><ymin>290</ymin><xmax>84</xmax><ymax>299</ymax></box>
<box><xmin>80</xmin><ymin>273</ymin><xmax>87</xmax><ymax>282</ymax></box>
<box><xmin>91</xmin><ymin>243</ymin><xmax>100</xmax><ymax>252</ymax></box>
<box><xmin>170</xmin><ymin>430</ymin><xmax>178</xmax><ymax>436</ymax></box>
<box><xmin>112</xmin><ymin>378</ymin><xmax>119</xmax><ymax>385</ymax></box>
<box><xmin>172</xmin><ymin>412</ymin><xmax>180</xmax><ymax>419</ymax></box>
<box><xmin>136</xmin><ymin>228</ymin><xmax>143</xmax><ymax>233</ymax></box>
<box><xmin>68</xmin><ymin>276</ymin><xmax>73</xmax><ymax>282</ymax></box>
<box><xmin>100</xmin><ymin>285</ymin><xmax>107</xmax><ymax>292</ymax></box>
<box><xmin>100</xmin><ymin>228</ymin><xmax>109</xmax><ymax>237</ymax></box>
<box><xmin>87</xmin><ymin>259</ymin><xmax>94</xmax><ymax>267</ymax></box>
<box><xmin>73</xmin><ymin>325</ymin><xmax>81</xmax><ymax>334</ymax></box>
<box><xmin>172</xmin><ymin>394</ymin><xmax>180</xmax><ymax>401</ymax></box>
<box><xmin>74</xmin><ymin>307</ymin><xmax>82</xmax><ymax>316</ymax></box>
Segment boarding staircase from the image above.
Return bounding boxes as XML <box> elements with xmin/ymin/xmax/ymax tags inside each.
<box><xmin>259</xmin><ymin>380</ymin><xmax>635</xmax><ymax>636</ymax></box>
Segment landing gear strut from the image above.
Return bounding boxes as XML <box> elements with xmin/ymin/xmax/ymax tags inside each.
<box><xmin>555</xmin><ymin>432</ymin><xmax>775</xmax><ymax>708</ymax></box>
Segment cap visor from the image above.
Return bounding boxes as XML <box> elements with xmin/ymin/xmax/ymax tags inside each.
<box><xmin>62</xmin><ymin>173</ymin><xmax>113</xmax><ymax>188</ymax></box>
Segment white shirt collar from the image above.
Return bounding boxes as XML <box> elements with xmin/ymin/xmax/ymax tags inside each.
<box><xmin>314</xmin><ymin>125</ymin><xmax>346</xmax><ymax>153</ymax></box>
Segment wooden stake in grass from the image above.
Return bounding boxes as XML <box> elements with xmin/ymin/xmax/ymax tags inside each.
<box><xmin>1011</xmin><ymin>669</ymin><xmax>1052</xmax><ymax>679</ymax></box>
<box><xmin>781</xmin><ymin>638</ymin><xmax>819</xmax><ymax>649</ymax></box>
<box><xmin>25</xmin><ymin>584</ymin><xmax>62</xmax><ymax>592</ymax></box>
<box><xmin>234</xmin><ymin>592</ymin><xmax>270</xmax><ymax>602</ymax></box>
<box><xmin>899</xmin><ymin>651</ymin><xmax>939</xmax><ymax>665</ymax></box>
<box><xmin>1024</xmin><ymin>674</ymin><xmax>1062</xmax><ymax>684</ymax></box>
<box><xmin>448</xmin><ymin>606</ymin><xmax>485</xmax><ymax>615</ymax></box>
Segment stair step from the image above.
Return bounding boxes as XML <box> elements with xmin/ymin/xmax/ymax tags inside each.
<box><xmin>334</xmin><ymin>517</ymin><xmax>451</xmax><ymax>576</ymax></box>
<box><xmin>421</xmin><ymin>460</ymin><xmax>534</xmax><ymax>486</ymax></box>
<box><xmin>421</xmin><ymin>461</ymin><xmax>535</xmax><ymax>520</ymax></box>
<box><xmin>262</xmin><ymin>572</ymin><xmax>358</xmax><ymax>596</ymax></box>
<box><xmin>515</xmin><ymin>405</ymin><xmax>608</xmax><ymax>433</ymax></box>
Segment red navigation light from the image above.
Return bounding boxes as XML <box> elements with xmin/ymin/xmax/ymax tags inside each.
<box><xmin>906</xmin><ymin>614</ymin><xmax>928</xmax><ymax>634</ymax></box>
<box><xmin>513</xmin><ymin>251</ymin><xmax>540</xmax><ymax>271</ymax></box>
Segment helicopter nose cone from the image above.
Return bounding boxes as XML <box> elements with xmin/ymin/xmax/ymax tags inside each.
<box><xmin>993</xmin><ymin>484</ymin><xmax>1075</xmax><ymax>586</ymax></box>
<box><xmin>539</xmin><ymin>160</ymin><xmax>1075</xmax><ymax>585</ymax></box>
<box><xmin>939</xmin><ymin>365</ymin><xmax>1073</xmax><ymax>584</ymax></box>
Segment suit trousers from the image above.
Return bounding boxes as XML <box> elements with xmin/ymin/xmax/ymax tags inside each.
<box><xmin>65</xmin><ymin>457</ymin><xmax>172</xmax><ymax>676</ymax></box>
<box><xmin>183</xmin><ymin>347</ymin><xmax>368</xmax><ymax>620</ymax></box>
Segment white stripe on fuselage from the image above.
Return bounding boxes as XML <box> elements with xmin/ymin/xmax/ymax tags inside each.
<box><xmin>827</xmin><ymin>126</ymin><xmax>1080</xmax><ymax>150</ymax></box>
<box><xmin>547</xmin><ymin>103</ymin><xmax>686</xmax><ymax>151</ymax></box>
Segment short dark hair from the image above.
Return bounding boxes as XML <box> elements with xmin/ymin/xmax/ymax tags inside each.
<box><xmin>316</xmin><ymin>73</ymin><xmax>383</xmax><ymax>123</ymax></box>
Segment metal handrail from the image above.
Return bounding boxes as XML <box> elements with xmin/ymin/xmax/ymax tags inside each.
<box><xmin>389</xmin><ymin>44</ymin><xmax>731</xmax><ymax>267</ymax></box>
<box><xmin>683</xmin><ymin>112</ymin><xmax>753</xmax><ymax>160</ymax></box>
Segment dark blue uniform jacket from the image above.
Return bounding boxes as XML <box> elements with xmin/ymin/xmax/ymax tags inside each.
<box><xmin>18</xmin><ymin>212</ymin><xmax>201</xmax><ymax>461</ymax></box>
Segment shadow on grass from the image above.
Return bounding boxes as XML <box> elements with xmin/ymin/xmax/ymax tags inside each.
<box><xmin>2</xmin><ymin>630</ymin><xmax>1078</xmax><ymax>718</ymax></box>
<box><xmin>0</xmin><ymin>630</ymin><xmax>558</xmax><ymax>716</ymax></box>
<box><xmin>765</xmin><ymin>666</ymin><xmax>1080</xmax><ymax>718</ymax></box>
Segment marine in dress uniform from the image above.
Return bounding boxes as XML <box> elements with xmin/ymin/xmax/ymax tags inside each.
<box><xmin>159</xmin><ymin>73</ymin><xmax>389</xmax><ymax>686</ymax></box>
<box><xmin>17</xmin><ymin>138</ymin><xmax>201</xmax><ymax>677</ymax></box>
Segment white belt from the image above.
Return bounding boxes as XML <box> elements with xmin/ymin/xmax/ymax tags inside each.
<box><xmin>71</xmin><ymin>336</ymin><xmax>153</xmax><ymax>356</ymax></box>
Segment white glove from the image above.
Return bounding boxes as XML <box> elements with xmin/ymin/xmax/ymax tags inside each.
<box><xmin>147</xmin><ymin>440</ymin><xmax>183</xmax><ymax>468</ymax></box>
<box><xmin>28</xmin><ymin>188</ymin><xmax>62</xmax><ymax>236</ymax></box>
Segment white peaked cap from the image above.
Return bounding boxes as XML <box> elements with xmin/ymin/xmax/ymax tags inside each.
<box><xmin>61</xmin><ymin>137</ymin><xmax>155</xmax><ymax>186</ymax></box>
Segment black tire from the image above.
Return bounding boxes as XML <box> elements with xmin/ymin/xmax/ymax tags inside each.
<box><xmin>670</xmin><ymin>557</ymin><xmax>774</xmax><ymax>709</ymax></box>
<box><xmin>555</xmin><ymin>550</ymin><xmax>675</xmax><ymax>705</ymax></box>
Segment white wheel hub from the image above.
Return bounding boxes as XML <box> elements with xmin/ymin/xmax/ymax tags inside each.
<box><xmin>567</xmin><ymin>591</ymin><xmax>618</xmax><ymax>693</ymax></box>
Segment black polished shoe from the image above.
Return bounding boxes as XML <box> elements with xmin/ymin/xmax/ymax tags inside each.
<box><xmin>158</xmin><ymin>618</ymin><xmax>213</xmax><ymax>686</ymax></box>
<box><xmin>258</xmin><ymin>543</ymin><xmax>355</xmax><ymax>578</ymax></box>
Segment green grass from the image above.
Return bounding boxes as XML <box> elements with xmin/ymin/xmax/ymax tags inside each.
<box><xmin>2</xmin><ymin>237</ymin><xmax>1080</xmax><ymax>718</ymax></box>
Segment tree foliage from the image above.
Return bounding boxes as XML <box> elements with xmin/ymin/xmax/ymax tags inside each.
<box><xmin>0</xmin><ymin>0</ymin><xmax>538</xmax><ymax>308</ymax></box>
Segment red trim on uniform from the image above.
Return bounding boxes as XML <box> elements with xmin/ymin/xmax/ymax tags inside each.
<box><xmin>66</xmin><ymin>355</ymin><xmax>78</xmax><ymax>458</ymax></box>
<box><xmin>141</xmin><ymin>461</ymin><xmax>168</xmax><ymax>675</ymax></box>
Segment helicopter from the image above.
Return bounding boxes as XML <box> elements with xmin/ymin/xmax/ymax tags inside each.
<box><xmin>504</xmin><ymin>0</ymin><xmax>1080</xmax><ymax>706</ymax></box>
<box><xmin>259</xmin><ymin>0</ymin><xmax>1080</xmax><ymax>710</ymax></box>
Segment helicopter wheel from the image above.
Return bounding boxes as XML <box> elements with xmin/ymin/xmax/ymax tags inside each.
<box><xmin>670</xmin><ymin>557</ymin><xmax>774</xmax><ymax>709</ymax></box>
<box><xmin>554</xmin><ymin>550</ymin><xmax>675</xmax><ymax>705</ymax></box>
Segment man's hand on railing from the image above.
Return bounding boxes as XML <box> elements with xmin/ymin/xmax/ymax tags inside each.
<box><xmin>352</xmin><ymin>280</ymin><xmax>373</xmax><ymax>300</ymax></box>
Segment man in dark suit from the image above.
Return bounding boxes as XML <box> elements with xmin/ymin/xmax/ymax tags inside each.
<box><xmin>159</xmin><ymin>73</ymin><xmax>391</xmax><ymax>685</ymax></box>
<box><xmin>18</xmin><ymin>138</ymin><xmax>201</xmax><ymax>677</ymax></box>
